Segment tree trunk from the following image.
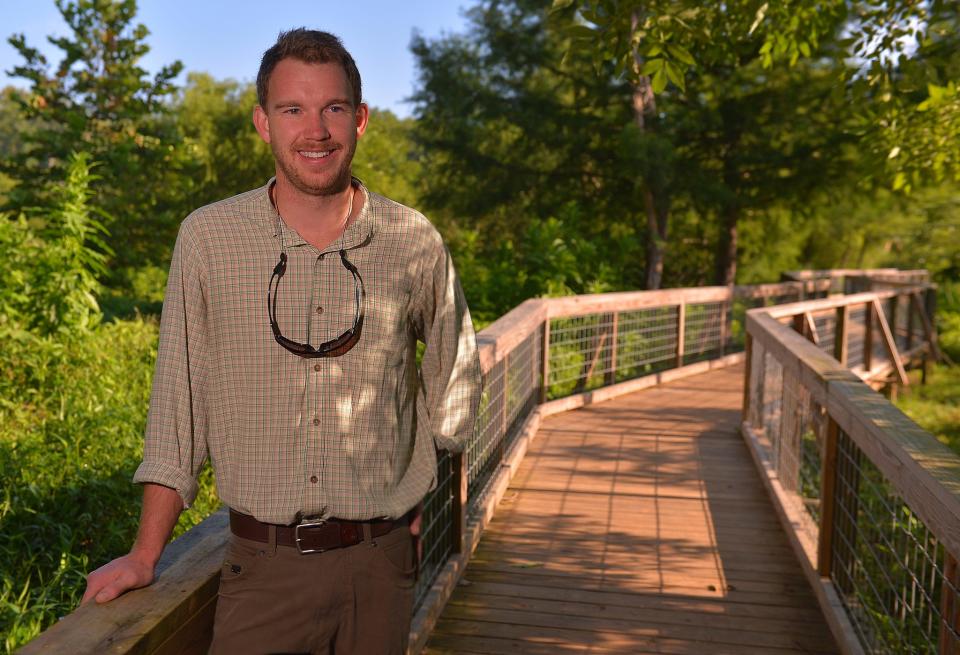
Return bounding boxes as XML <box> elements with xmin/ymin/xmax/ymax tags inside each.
<box><xmin>631</xmin><ymin>10</ymin><xmax>670</xmax><ymax>290</ymax></box>
<box><xmin>644</xmin><ymin>188</ymin><xmax>668</xmax><ymax>290</ymax></box>
<box><xmin>715</xmin><ymin>204</ymin><xmax>739</xmax><ymax>286</ymax></box>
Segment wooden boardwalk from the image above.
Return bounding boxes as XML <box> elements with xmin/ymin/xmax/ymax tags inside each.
<box><xmin>425</xmin><ymin>365</ymin><xmax>840</xmax><ymax>654</ymax></box>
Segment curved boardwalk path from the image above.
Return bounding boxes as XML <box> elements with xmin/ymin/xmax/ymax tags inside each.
<box><xmin>424</xmin><ymin>364</ymin><xmax>839</xmax><ymax>654</ymax></box>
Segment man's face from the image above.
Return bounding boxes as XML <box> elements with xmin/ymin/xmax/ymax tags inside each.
<box><xmin>253</xmin><ymin>59</ymin><xmax>368</xmax><ymax>197</ymax></box>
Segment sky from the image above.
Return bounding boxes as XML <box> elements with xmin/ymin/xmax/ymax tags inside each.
<box><xmin>0</xmin><ymin>0</ymin><xmax>474</xmax><ymax>118</ymax></box>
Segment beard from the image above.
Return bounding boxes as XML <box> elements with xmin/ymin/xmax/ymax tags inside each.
<box><xmin>272</xmin><ymin>138</ymin><xmax>356</xmax><ymax>197</ymax></box>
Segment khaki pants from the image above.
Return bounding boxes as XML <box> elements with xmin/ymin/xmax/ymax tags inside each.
<box><xmin>209</xmin><ymin>524</ymin><xmax>416</xmax><ymax>655</ymax></box>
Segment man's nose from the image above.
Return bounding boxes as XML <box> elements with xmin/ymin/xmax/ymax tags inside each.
<box><xmin>303</xmin><ymin>112</ymin><xmax>332</xmax><ymax>138</ymax></box>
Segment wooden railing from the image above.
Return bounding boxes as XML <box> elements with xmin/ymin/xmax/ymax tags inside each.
<box><xmin>741</xmin><ymin>282</ymin><xmax>960</xmax><ymax>654</ymax></box>
<box><xmin>21</xmin><ymin>269</ymin><xmax>942</xmax><ymax>654</ymax></box>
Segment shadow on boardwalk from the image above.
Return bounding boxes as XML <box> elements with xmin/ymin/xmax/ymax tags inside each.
<box><xmin>425</xmin><ymin>364</ymin><xmax>839</xmax><ymax>655</ymax></box>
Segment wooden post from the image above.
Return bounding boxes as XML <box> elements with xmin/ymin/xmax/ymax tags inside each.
<box><xmin>939</xmin><ymin>551</ymin><xmax>960</xmax><ymax>655</ymax></box>
<box><xmin>718</xmin><ymin>300</ymin><xmax>728</xmax><ymax>357</ymax></box>
<box><xmin>676</xmin><ymin>302</ymin><xmax>686</xmax><ymax>368</ymax></box>
<box><xmin>792</xmin><ymin>313</ymin><xmax>806</xmax><ymax>338</ymax></box>
<box><xmin>863</xmin><ymin>300</ymin><xmax>874</xmax><ymax>373</ymax></box>
<box><xmin>907</xmin><ymin>294</ymin><xmax>916</xmax><ymax>351</ymax></box>
<box><xmin>742</xmin><ymin>333</ymin><xmax>753</xmax><ymax>423</ymax></box>
<box><xmin>818</xmin><ymin>417</ymin><xmax>840</xmax><ymax>578</ymax></box>
<box><xmin>501</xmin><ymin>353</ymin><xmax>510</xmax><ymax>437</ymax></box>
<box><xmin>834</xmin><ymin>305</ymin><xmax>849</xmax><ymax>367</ymax></box>
<box><xmin>605</xmin><ymin>312</ymin><xmax>619</xmax><ymax>386</ymax></box>
<box><xmin>889</xmin><ymin>295</ymin><xmax>899</xmax><ymax>351</ymax></box>
<box><xmin>539</xmin><ymin>320</ymin><xmax>550</xmax><ymax>404</ymax></box>
<box><xmin>451</xmin><ymin>452</ymin><xmax>468</xmax><ymax>554</ymax></box>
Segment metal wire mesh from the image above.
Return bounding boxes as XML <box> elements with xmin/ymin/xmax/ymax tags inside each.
<box><xmin>547</xmin><ymin>313</ymin><xmax>617</xmax><ymax>398</ymax></box>
<box><xmin>831</xmin><ymin>429</ymin><xmax>960</xmax><ymax>653</ymax></box>
<box><xmin>683</xmin><ymin>302</ymin><xmax>724</xmax><ymax>364</ymax></box>
<box><xmin>613</xmin><ymin>306</ymin><xmax>677</xmax><ymax>381</ymax></box>
<box><xmin>812</xmin><ymin>308</ymin><xmax>837</xmax><ymax>358</ymax></box>
<box><xmin>414</xmin><ymin>450</ymin><xmax>456</xmax><ymax>610</ymax></box>
<box><xmin>779</xmin><ymin>368</ymin><xmax>827</xmax><ymax>524</ymax></box>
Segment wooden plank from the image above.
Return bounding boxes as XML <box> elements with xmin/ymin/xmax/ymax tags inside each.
<box><xmin>805</xmin><ymin>312</ymin><xmax>821</xmax><ymax>345</ymax></box>
<box><xmin>20</xmin><ymin>509</ymin><xmax>229</xmax><ymax>655</ymax></box>
<box><xmin>545</xmin><ymin>286</ymin><xmax>731</xmax><ymax>319</ymax></box>
<box><xmin>426</xmin><ymin>365</ymin><xmax>840</xmax><ymax>654</ymax></box>
<box><xmin>834</xmin><ymin>305</ymin><xmax>849</xmax><ymax>366</ymax></box>
<box><xmin>476</xmin><ymin>298</ymin><xmax>548</xmax><ymax>372</ymax></box>
<box><xmin>872</xmin><ymin>297</ymin><xmax>908</xmax><ymax>387</ymax></box>
<box><xmin>939</xmin><ymin>551</ymin><xmax>960</xmax><ymax>655</ymax></box>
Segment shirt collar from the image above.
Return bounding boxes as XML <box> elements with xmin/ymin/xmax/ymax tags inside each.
<box><xmin>256</xmin><ymin>176</ymin><xmax>374</xmax><ymax>253</ymax></box>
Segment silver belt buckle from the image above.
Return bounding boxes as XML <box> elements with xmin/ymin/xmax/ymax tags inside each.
<box><xmin>295</xmin><ymin>517</ymin><xmax>328</xmax><ymax>554</ymax></box>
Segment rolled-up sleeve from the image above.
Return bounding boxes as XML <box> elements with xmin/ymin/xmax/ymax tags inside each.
<box><xmin>133</xmin><ymin>219</ymin><xmax>209</xmax><ymax>508</ymax></box>
<box><xmin>414</xmin><ymin>238</ymin><xmax>482</xmax><ymax>453</ymax></box>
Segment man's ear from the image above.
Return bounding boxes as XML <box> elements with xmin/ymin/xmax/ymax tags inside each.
<box><xmin>253</xmin><ymin>105</ymin><xmax>271</xmax><ymax>144</ymax></box>
<box><xmin>355</xmin><ymin>103</ymin><xmax>369</xmax><ymax>139</ymax></box>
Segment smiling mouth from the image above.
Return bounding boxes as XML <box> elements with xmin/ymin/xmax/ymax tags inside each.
<box><xmin>299</xmin><ymin>149</ymin><xmax>334</xmax><ymax>159</ymax></box>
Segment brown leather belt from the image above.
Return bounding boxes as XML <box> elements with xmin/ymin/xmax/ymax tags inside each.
<box><xmin>229</xmin><ymin>509</ymin><xmax>402</xmax><ymax>554</ymax></box>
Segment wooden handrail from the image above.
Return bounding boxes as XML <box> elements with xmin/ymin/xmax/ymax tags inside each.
<box><xmin>20</xmin><ymin>268</ymin><xmax>940</xmax><ymax>655</ymax></box>
<box><xmin>742</xmin><ymin>286</ymin><xmax>958</xmax><ymax>654</ymax></box>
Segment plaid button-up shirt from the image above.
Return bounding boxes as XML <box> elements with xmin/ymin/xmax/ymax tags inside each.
<box><xmin>133</xmin><ymin>179</ymin><xmax>481</xmax><ymax>524</ymax></box>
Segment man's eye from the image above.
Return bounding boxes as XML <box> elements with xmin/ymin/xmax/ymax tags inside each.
<box><xmin>284</xmin><ymin>107</ymin><xmax>301</xmax><ymax>115</ymax></box>
<box><xmin>327</xmin><ymin>105</ymin><xmax>345</xmax><ymax>114</ymax></box>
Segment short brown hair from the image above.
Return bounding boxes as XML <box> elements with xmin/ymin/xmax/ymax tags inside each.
<box><xmin>256</xmin><ymin>29</ymin><xmax>362</xmax><ymax>109</ymax></box>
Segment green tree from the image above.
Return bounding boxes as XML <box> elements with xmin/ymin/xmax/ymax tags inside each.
<box><xmin>3</xmin><ymin>0</ymin><xmax>188</xmax><ymax>275</ymax></box>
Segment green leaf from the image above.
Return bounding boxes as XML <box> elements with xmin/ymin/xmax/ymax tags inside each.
<box><xmin>892</xmin><ymin>171</ymin><xmax>907</xmax><ymax>190</ymax></box>
<box><xmin>641</xmin><ymin>58</ymin><xmax>664</xmax><ymax>76</ymax></box>
<box><xmin>799</xmin><ymin>42</ymin><xmax>811</xmax><ymax>58</ymax></box>
<box><xmin>564</xmin><ymin>25</ymin><xmax>596</xmax><ymax>40</ymax></box>
<box><xmin>666</xmin><ymin>43</ymin><xmax>696</xmax><ymax>67</ymax></box>
<box><xmin>550</xmin><ymin>0</ymin><xmax>576</xmax><ymax>12</ymax></box>
<box><xmin>664</xmin><ymin>61</ymin><xmax>685</xmax><ymax>92</ymax></box>
<box><xmin>651</xmin><ymin>66</ymin><xmax>668</xmax><ymax>94</ymax></box>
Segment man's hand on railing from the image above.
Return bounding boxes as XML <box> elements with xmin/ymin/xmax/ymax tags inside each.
<box><xmin>79</xmin><ymin>483</ymin><xmax>183</xmax><ymax>605</ymax></box>
<box><xmin>81</xmin><ymin>551</ymin><xmax>156</xmax><ymax>604</ymax></box>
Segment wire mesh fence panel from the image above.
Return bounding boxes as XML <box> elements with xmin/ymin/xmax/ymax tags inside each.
<box><xmin>613</xmin><ymin>306</ymin><xmax>678</xmax><ymax>381</ymax></box>
<box><xmin>547</xmin><ymin>313</ymin><xmax>616</xmax><ymax>399</ymax></box>
<box><xmin>414</xmin><ymin>450</ymin><xmax>456</xmax><ymax>610</ymax></box>
<box><xmin>761</xmin><ymin>349</ymin><xmax>784</xmax><ymax>455</ymax></box>
<box><xmin>505</xmin><ymin>329</ymin><xmax>541</xmax><ymax>433</ymax></box>
<box><xmin>467</xmin><ymin>358</ymin><xmax>505</xmax><ymax>496</ymax></box>
<box><xmin>812</xmin><ymin>309</ymin><xmax>837</xmax><ymax>358</ymax></box>
<box><xmin>846</xmin><ymin>305</ymin><xmax>868</xmax><ymax>371</ymax></box>
<box><xmin>730</xmin><ymin>297</ymin><xmax>765</xmax><ymax>352</ymax></box>
<box><xmin>683</xmin><ymin>302</ymin><xmax>724</xmax><ymax>365</ymax></box>
<box><xmin>830</xmin><ymin>430</ymin><xmax>960</xmax><ymax>654</ymax></box>
<box><xmin>779</xmin><ymin>367</ymin><xmax>827</xmax><ymax>525</ymax></box>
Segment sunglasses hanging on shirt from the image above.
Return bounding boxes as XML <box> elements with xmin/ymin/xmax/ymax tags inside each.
<box><xmin>267</xmin><ymin>186</ymin><xmax>365</xmax><ymax>358</ymax></box>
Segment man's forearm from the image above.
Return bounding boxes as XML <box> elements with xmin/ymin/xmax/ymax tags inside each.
<box><xmin>130</xmin><ymin>482</ymin><xmax>184</xmax><ymax>566</ymax></box>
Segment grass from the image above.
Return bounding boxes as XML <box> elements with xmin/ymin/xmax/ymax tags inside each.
<box><xmin>0</xmin><ymin>317</ymin><xmax>219</xmax><ymax>653</ymax></box>
<box><xmin>897</xmin><ymin>363</ymin><xmax>960</xmax><ymax>456</ymax></box>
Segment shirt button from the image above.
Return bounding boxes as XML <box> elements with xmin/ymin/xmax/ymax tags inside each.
<box><xmin>318</xmin><ymin>254</ymin><xmax>325</xmax><ymax>261</ymax></box>
<box><xmin>314</xmin><ymin>364</ymin><xmax>321</xmax><ymax>372</ymax></box>
<box><xmin>310</xmin><ymin>475</ymin><xmax>318</xmax><ymax>484</ymax></box>
<box><xmin>316</xmin><ymin>306</ymin><xmax>323</xmax><ymax>314</ymax></box>
<box><xmin>313</xmin><ymin>417</ymin><xmax>320</xmax><ymax>426</ymax></box>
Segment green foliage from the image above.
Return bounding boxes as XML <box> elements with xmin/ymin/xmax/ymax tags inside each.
<box><xmin>898</xmin><ymin>364</ymin><xmax>960</xmax><ymax>455</ymax></box>
<box><xmin>3</xmin><ymin>0</ymin><xmax>189</xmax><ymax>275</ymax></box>
<box><xmin>353</xmin><ymin>108</ymin><xmax>424</xmax><ymax>208</ymax></box>
<box><xmin>174</xmin><ymin>72</ymin><xmax>273</xmax><ymax>209</ymax></box>
<box><xmin>0</xmin><ymin>318</ymin><xmax>219</xmax><ymax>652</ymax></box>
<box><xmin>0</xmin><ymin>152</ymin><xmax>110</xmax><ymax>336</ymax></box>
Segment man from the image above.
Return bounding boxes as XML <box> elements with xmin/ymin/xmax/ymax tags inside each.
<box><xmin>81</xmin><ymin>29</ymin><xmax>481</xmax><ymax>655</ymax></box>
